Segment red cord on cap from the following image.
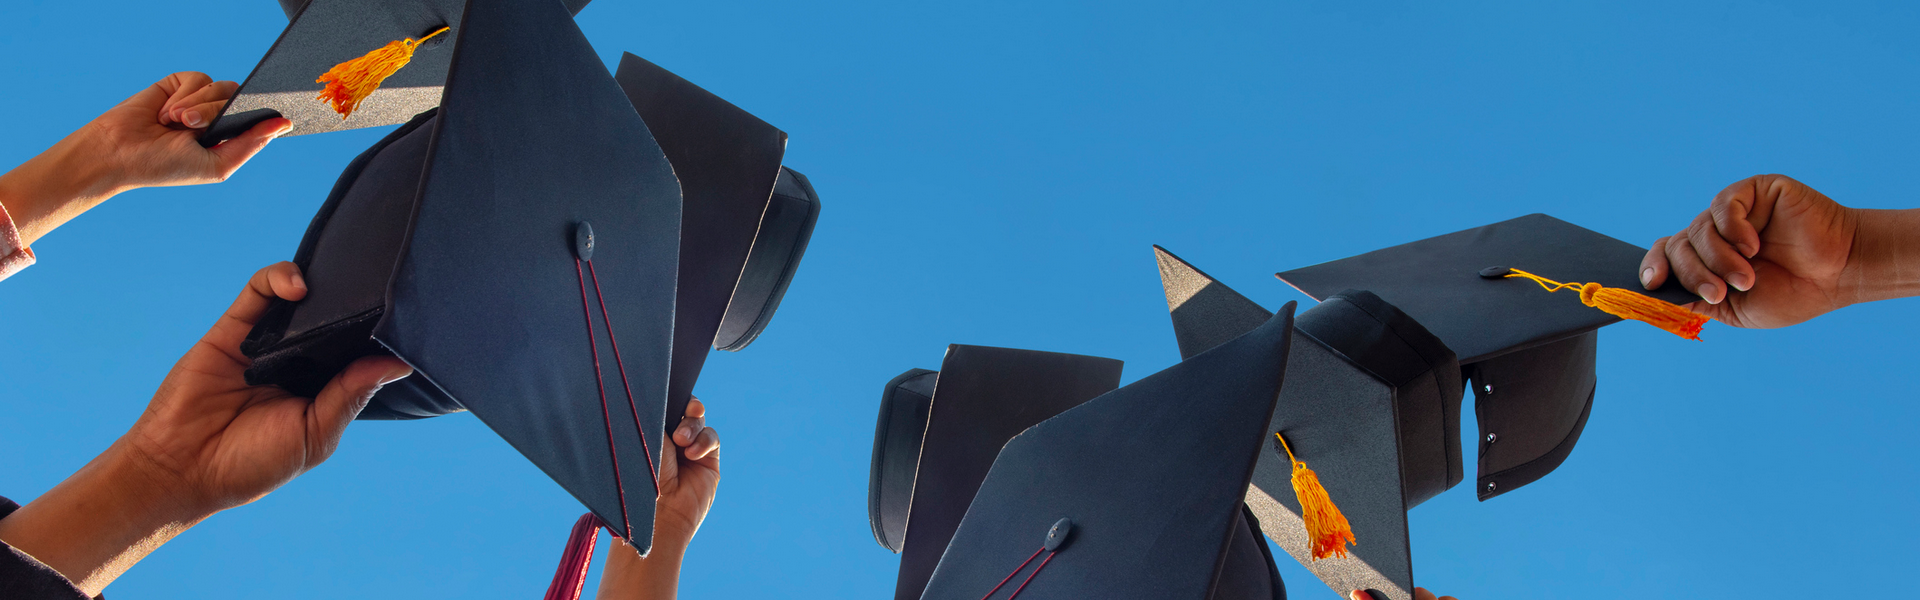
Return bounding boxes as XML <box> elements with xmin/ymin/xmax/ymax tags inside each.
<box><xmin>586</xmin><ymin>260</ymin><xmax>661</xmax><ymax>490</ymax></box>
<box><xmin>577</xmin><ymin>259</ymin><xmax>633</xmax><ymax>541</ymax></box>
<box><xmin>979</xmin><ymin>546</ymin><xmax>1058</xmax><ymax>600</ymax></box>
<box><xmin>543</xmin><ymin>513</ymin><xmax>604</xmax><ymax>600</ymax></box>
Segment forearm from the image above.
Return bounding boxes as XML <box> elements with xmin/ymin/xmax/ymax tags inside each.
<box><xmin>1842</xmin><ymin>207</ymin><xmax>1920</xmax><ymax>305</ymax></box>
<box><xmin>0</xmin><ymin>127</ymin><xmax>123</xmax><ymax>246</ymax></box>
<box><xmin>0</xmin><ymin>442</ymin><xmax>211</xmax><ymax>596</ymax></box>
<box><xmin>595</xmin><ymin>536</ymin><xmax>687</xmax><ymax>600</ymax></box>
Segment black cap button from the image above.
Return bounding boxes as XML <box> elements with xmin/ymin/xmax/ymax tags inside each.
<box><xmin>1045</xmin><ymin>518</ymin><xmax>1074</xmax><ymax>551</ymax></box>
<box><xmin>574</xmin><ymin>221</ymin><xmax>595</xmax><ymax>261</ymax></box>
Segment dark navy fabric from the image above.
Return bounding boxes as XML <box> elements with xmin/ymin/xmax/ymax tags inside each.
<box><xmin>0</xmin><ymin>497</ymin><xmax>92</xmax><ymax>600</ymax></box>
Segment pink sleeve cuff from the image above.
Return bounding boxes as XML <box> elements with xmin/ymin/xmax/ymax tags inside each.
<box><xmin>0</xmin><ymin>202</ymin><xmax>35</xmax><ymax>282</ymax></box>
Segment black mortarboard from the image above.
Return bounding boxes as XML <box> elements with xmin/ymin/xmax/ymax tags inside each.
<box><xmin>612</xmin><ymin>52</ymin><xmax>818</xmax><ymax>433</ymax></box>
<box><xmin>1154</xmin><ymin>216</ymin><xmax>1697</xmax><ymax>599</ymax></box>
<box><xmin>236</xmin><ymin>0</ymin><xmax>676</xmax><ymax>551</ymax></box>
<box><xmin>918</xmin><ymin>305</ymin><xmax>1299</xmax><ymax>600</ymax></box>
<box><xmin>1159</xmin><ymin>247</ymin><xmax>1451</xmax><ymax>599</ymax></box>
<box><xmin>204</xmin><ymin>0</ymin><xmax>596</xmax><ymax>144</ymax></box>
<box><xmin>865</xmin><ymin>346</ymin><xmax>1124</xmax><ymax>600</ymax></box>
<box><xmin>1275</xmin><ymin>213</ymin><xmax>1698</xmax><ymax>499</ymax></box>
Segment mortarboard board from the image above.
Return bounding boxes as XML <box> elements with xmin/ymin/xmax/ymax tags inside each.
<box><xmin>205</xmin><ymin>0</ymin><xmax>597</xmax><ymax>144</ymax></box>
<box><xmin>918</xmin><ymin>304</ymin><xmax>1299</xmax><ymax>600</ymax></box>
<box><xmin>236</xmin><ymin>0</ymin><xmax>677</xmax><ymax>551</ymax></box>
<box><xmin>866</xmin><ymin>346</ymin><xmax>1124</xmax><ymax>600</ymax></box>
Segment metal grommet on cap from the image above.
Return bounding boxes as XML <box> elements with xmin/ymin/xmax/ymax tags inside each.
<box><xmin>1485</xmin><ymin>481</ymin><xmax>1498</xmax><ymax>493</ymax></box>
<box><xmin>1045</xmin><ymin>518</ymin><xmax>1074</xmax><ymax>551</ymax></box>
<box><xmin>1486</xmin><ymin>433</ymin><xmax>1498</xmax><ymax>444</ymax></box>
<box><xmin>1482</xmin><ymin>383</ymin><xmax>1494</xmax><ymax>394</ymax></box>
<box><xmin>574</xmin><ymin>221</ymin><xmax>596</xmax><ymax>261</ymax></box>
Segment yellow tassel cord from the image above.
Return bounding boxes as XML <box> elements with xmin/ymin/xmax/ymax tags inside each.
<box><xmin>315</xmin><ymin>27</ymin><xmax>450</xmax><ymax>119</ymax></box>
<box><xmin>1503</xmin><ymin>268</ymin><xmax>1709</xmax><ymax>341</ymax></box>
<box><xmin>1276</xmin><ymin>433</ymin><xmax>1356</xmax><ymax>561</ymax></box>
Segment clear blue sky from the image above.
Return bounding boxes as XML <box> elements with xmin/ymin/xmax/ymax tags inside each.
<box><xmin>3</xmin><ymin>0</ymin><xmax>1917</xmax><ymax>598</ymax></box>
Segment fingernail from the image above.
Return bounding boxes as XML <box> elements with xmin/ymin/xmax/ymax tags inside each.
<box><xmin>1640</xmin><ymin>267</ymin><xmax>1654</xmax><ymax>288</ymax></box>
<box><xmin>184</xmin><ymin>110</ymin><xmax>204</xmax><ymax>128</ymax></box>
<box><xmin>1728</xmin><ymin>272</ymin><xmax>1753</xmax><ymax>291</ymax></box>
<box><xmin>1697</xmin><ymin>283</ymin><xmax>1719</xmax><ymax>304</ymax></box>
<box><xmin>379</xmin><ymin>365</ymin><xmax>415</xmax><ymax>386</ymax></box>
<box><xmin>291</xmin><ymin>270</ymin><xmax>307</xmax><ymax>292</ymax></box>
<box><xmin>1738</xmin><ymin>243</ymin><xmax>1757</xmax><ymax>258</ymax></box>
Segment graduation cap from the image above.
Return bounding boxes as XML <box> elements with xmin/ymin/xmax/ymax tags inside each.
<box><xmin>1152</xmin><ymin>215</ymin><xmax>1700</xmax><ymax>599</ymax></box>
<box><xmin>612</xmin><ymin>52</ymin><xmax>817</xmax><ymax>432</ymax></box>
<box><xmin>202</xmin><ymin>0</ymin><xmax>597</xmax><ymax>144</ymax></box>
<box><xmin>917</xmin><ymin>305</ymin><xmax>1299</xmax><ymax>600</ymax></box>
<box><xmin>232</xmin><ymin>0</ymin><xmax>674</xmax><ymax>549</ymax></box>
<box><xmin>1276</xmin><ymin>213</ymin><xmax>1701</xmax><ymax>501</ymax></box>
<box><xmin>866</xmin><ymin>346</ymin><xmax>1124</xmax><ymax>600</ymax></box>
<box><xmin>232</xmin><ymin>0</ymin><xmax>818</xmax><ymax>562</ymax></box>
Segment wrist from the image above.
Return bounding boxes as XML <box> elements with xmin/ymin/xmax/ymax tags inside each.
<box><xmin>1841</xmin><ymin>207</ymin><xmax>1920</xmax><ymax>305</ymax></box>
<box><xmin>0</xmin><ymin>442</ymin><xmax>212</xmax><ymax>595</ymax></box>
<box><xmin>0</xmin><ymin>125</ymin><xmax>127</xmax><ymax>245</ymax></box>
<box><xmin>596</xmin><ymin>535</ymin><xmax>684</xmax><ymax>600</ymax></box>
<box><xmin>647</xmin><ymin>526</ymin><xmax>695</xmax><ymax>560</ymax></box>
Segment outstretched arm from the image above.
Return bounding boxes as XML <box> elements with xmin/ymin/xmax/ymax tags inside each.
<box><xmin>596</xmin><ymin>398</ymin><xmax>721</xmax><ymax>600</ymax></box>
<box><xmin>0</xmin><ymin>263</ymin><xmax>410</xmax><ymax>596</ymax></box>
<box><xmin>0</xmin><ymin>72</ymin><xmax>290</xmax><ymax>246</ymax></box>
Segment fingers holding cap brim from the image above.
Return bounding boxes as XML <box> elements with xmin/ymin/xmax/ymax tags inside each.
<box><xmin>163</xmin><ymin>80</ymin><xmax>238</xmax><ymax>128</ymax></box>
<box><xmin>1641</xmin><ymin>236</ymin><xmax>1672</xmax><ymax>290</ymax></box>
<box><xmin>207</xmin><ymin>262</ymin><xmax>306</xmax><ymax>352</ymax></box>
<box><xmin>1664</xmin><ymin>226</ymin><xmax>1728</xmax><ymax>304</ymax></box>
<box><xmin>154</xmin><ymin>72</ymin><xmax>216</xmax><ymax>124</ymax></box>
<box><xmin>1710</xmin><ymin>179</ymin><xmax>1765</xmax><ymax>259</ymax></box>
<box><xmin>675</xmin><ymin>415</ymin><xmax>706</xmax><ymax>446</ymax></box>
<box><xmin>308</xmin><ymin>355</ymin><xmax>414</xmax><ymax>465</ymax></box>
<box><xmin>206</xmin><ymin>117</ymin><xmax>293</xmax><ymax>181</ymax></box>
<box><xmin>1685</xmin><ymin>211</ymin><xmax>1756</xmax><ymax>292</ymax></box>
<box><xmin>685</xmin><ymin>426</ymin><xmax>719</xmax><ymax>461</ymax></box>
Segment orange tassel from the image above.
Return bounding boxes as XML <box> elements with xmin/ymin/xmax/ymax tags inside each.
<box><xmin>1276</xmin><ymin>433</ymin><xmax>1356</xmax><ymax>561</ymax></box>
<box><xmin>315</xmin><ymin>26</ymin><xmax>450</xmax><ymax>119</ymax></box>
<box><xmin>1505</xmin><ymin>268</ymin><xmax>1709</xmax><ymax>341</ymax></box>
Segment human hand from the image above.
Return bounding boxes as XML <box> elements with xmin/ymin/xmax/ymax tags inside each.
<box><xmin>120</xmin><ymin>261</ymin><xmax>413</xmax><ymax>514</ymax></box>
<box><xmin>1351</xmin><ymin>588</ymin><xmax>1458</xmax><ymax>600</ymax></box>
<box><xmin>596</xmin><ymin>399</ymin><xmax>720</xmax><ymax>599</ymax></box>
<box><xmin>654</xmin><ymin>397</ymin><xmax>721</xmax><ymax>548</ymax></box>
<box><xmin>0</xmin><ymin>262</ymin><xmax>410</xmax><ymax>595</ymax></box>
<box><xmin>1639</xmin><ymin>174</ymin><xmax>1860</xmax><ymax>328</ymax></box>
<box><xmin>0</xmin><ymin>72</ymin><xmax>290</xmax><ymax>244</ymax></box>
<box><xmin>83</xmin><ymin>71</ymin><xmax>291</xmax><ymax>192</ymax></box>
